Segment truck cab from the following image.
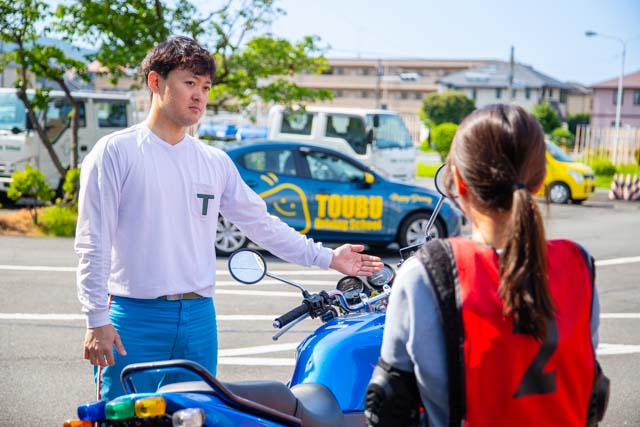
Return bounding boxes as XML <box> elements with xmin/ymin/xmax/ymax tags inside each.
<box><xmin>267</xmin><ymin>105</ymin><xmax>416</xmax><ymax>182</ymax></box>
<box><xmin>0</xmin><ymin>88</ymin><xmax>133</xmax><ymax>193</ymax></box>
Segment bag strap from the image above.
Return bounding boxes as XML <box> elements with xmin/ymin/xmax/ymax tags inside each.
<box><xmin>417</xmin><ymin>239</ymin><xmax>465</xmax><ymax>427</ymax></box>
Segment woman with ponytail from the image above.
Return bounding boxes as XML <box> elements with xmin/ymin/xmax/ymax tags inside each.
<box><xmin>366</xmin><ymin>104</ymin><xmax>607</xmax><ymax>427</ymax></box>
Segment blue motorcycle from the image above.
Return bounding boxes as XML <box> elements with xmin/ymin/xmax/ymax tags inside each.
<box><xmin>63</xmin><ymin>165</ymin><xmax>450</xmax><ymax>427</ymax></box>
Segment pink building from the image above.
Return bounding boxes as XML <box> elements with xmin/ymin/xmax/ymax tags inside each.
<box><xmin>591</xmin><ymin>71</ymin><xmax>640</xmax><ymax>127</ymax></box>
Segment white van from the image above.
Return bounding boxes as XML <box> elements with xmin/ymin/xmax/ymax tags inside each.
<box><xmin>0</xmin><ymin>88</ymin><xmax>133</xmax><ymax>193</ymax></box>
<box><xmin>267</xmin><ymin>105</ymin><xmax>416</xmax><ymax>182</ymax></box>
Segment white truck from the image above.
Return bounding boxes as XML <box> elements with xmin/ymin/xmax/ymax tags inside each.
<box><xmin>267</xmin><ymin>105</ymin><xmax>416</xmax><ymax>182</ymax></box>
<box><xmin>0</xmin><ymin>88</ymin><xmax>133</xmax><ymax>193</ymax></box>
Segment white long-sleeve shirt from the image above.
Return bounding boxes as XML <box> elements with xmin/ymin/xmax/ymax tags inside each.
<box><xmin>75</xmin><ymin>123</ymin><xmax>332</xmax><ymax>327</ymax></box>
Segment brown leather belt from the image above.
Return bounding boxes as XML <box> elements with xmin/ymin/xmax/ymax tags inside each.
<box><xmin>157</xmin><ymin>292</ymin><xmax>203</xmax><ymax>301</ymax></box>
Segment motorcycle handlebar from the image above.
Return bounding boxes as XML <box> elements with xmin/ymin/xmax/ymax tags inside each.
<box><xmin>273</xmin><ymin>303</ymin><xmax>309</xmax><ymax>329</ymax></box>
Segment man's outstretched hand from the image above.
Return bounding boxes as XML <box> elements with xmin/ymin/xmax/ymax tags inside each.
<box><xmin>330</xmin><ymin>244</ymin><xmax>383</xmax><ymax>276</ymax></box>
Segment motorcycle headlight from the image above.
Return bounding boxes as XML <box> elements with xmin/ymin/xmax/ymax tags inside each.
<box><xmin>173</xmin><ymin>408</ymin><xmax>205</xmax><ymax>427</ymax></box>
<box><xmin>568</xmin><ymin>170</ymin><xmax>584</xmax><ymax>184</ymax></box>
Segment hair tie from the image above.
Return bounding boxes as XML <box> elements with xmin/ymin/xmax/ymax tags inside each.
<box><xmin>512</xmin><ymin>182</ymin><xmax>526</xmax><ymax>191</ymax></box>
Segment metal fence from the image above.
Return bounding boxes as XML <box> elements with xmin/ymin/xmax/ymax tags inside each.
<box><xmin>575</xmin><ymin>125</ymin><xmax>640</xmax><ymax>165</ymax></box>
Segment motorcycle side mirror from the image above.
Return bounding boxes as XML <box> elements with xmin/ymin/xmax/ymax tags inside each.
<box><xmin>228</xmin><ymin>249</ymin><xmax>266</xmax><ymax>284</ymax></box>
<box><xmin>398</xmin><ymin>163</ymin><xmax>448</xmax><ymax>263</ymax></box>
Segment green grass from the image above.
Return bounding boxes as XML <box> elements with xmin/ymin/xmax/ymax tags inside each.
<box><xmin>593</xmin><ymin>163</ymin><xmax>639</xmax><ymax>189</ymax></box>
<box><xmin>416</xmin><ymin>163</ymin><xmax>440</xmax><ymax>178</ymax></box>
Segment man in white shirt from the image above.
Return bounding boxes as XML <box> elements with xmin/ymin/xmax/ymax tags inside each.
<box><xmin>75</xmin><ymin>36</ymin><xmax>383</xmax><ymax>400</ymax></box>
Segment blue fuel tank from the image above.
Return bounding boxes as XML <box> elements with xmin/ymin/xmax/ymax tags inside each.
<box><xmin>289</xmin><ymin>311</ymin><xmax>386</xmax><ymax>411</ymax></box>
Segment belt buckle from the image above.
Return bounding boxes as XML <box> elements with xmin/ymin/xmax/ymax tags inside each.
<box><xmin>165</xmin><ymin>293</ymin><xmax>182</xmax><ymax>301</ymax></box>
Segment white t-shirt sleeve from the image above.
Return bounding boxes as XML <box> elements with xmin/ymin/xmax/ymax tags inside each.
<box><xmin>217</xmin><ymin>152</ymin><xmax>332</xmax><ymax>269</ymax></box>
<box><xmin>74</xmin><ymin>138</ymin><xmax>122</xmax><ymax>328</ymax></box>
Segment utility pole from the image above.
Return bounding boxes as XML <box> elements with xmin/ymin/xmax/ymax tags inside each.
<box><xmin>508</xmin><ymin>46</ymin><xmax>514</xmax><ymax>102</ymax></box>
<box><xmin>375</xmin><ymin>59</ymin><xmax>382</xmax><ymax>109</ymax></box>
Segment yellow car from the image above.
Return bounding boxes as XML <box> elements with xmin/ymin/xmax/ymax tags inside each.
<box><xmin>542</xmin><ymin>141</ymin><xmax>595</xmax><ymax>204</ymax></box>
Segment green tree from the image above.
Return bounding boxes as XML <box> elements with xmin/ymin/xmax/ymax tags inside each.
<box><xmin>61</xmin><ymin>167</ymin><xmax>80</xmax><ymax>209</ymax></box>
<box><xmin>421</xmin><ymin>91</ymin><xmax>475</xmax><ymax>127</ymax></box>
<box><xmin>56</xmin><ymin>0</ymin><xmax>332</xmax><ymax>114</ymax></box>
<box><xmin>0</xmin><ymin>0</ymin><xmax>91</xmax><ymax>175</ymax></box>
<box><xmin>567</xmin><ymin>112</ymin><xmax>590</xmax><ymax>135</ymax></box>
<box><xmin>7</xmin><ymin>164</ymin><xmax>55</xmax><ymax>224</ymax></box>
<box><xmin>531</xmin><ymin>100</ymin><xmax>562</xmax><ymax>134</ymax></box>
<box><xmin>431</xmin><ymin>122</ymin><xmax>458</xmax><ymax>161</ymax></box>
<box><xmin>550</xmin><ymin>127</ymin><xmax>575</xmax><ymax>148</ymax></box>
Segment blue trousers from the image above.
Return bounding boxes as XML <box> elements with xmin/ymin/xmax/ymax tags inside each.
<box><xmin>95</xmin><ymin>295</ymin><xmax>218</xmax><ymax>400</ymax></box>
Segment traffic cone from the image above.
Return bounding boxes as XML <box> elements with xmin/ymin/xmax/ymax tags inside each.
<box><xmin>629</xmin><ymin>174</ymin><xmax>640</xmax><ymax>201</ymax></box>
<box><xmin>609</xmin><ymin>173</ymin><xmax>623</xmax><ymax>200</ymax></box>
<box><xmin>623</xmin><ymin>174</ymin><xmax>632</xmax><ymax>201</ymax></box>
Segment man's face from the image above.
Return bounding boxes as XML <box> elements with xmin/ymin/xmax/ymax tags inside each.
<box><xmin>153</xmin><ymin>68</ymin><xmax>212</xmax><ymax>128</ymax></box>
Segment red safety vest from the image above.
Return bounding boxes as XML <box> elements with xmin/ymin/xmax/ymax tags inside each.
<box><xmin>449</xmin><ymin>237</ymin><xmax>595</xmax><ymax>427</ymax></box>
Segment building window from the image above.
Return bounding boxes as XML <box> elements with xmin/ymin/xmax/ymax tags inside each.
<box><xmin>549</xmin><ymin>88</ymin><xmax>553</xmax><ymax>97</ymax></box>
<box><xmin>496</xmin><ymin>88</ymin><xmax>502</xmax><ymax>99</ymax></box>
<box><xmin>400</xmin><ymin>91</ymin><xmax>409</xmax><ymax>100</ymax></box>
<box><xmin>634</xmin><ymin>90</ymin><xmax>640</xmax><ymax>105</ymax></box>
<box><xmin>613</xmin><ymin>89</ymin><xmax>624</xmax><ymax>105</ymax></box>
<box><xmin>335</xmin><ymin>67</ymin><xmax>344</xmax><ymax>75</ymax></box>
<box><xmin>414</xmin><ymin>92</ymin><xmax>423</xmax><ymax>100</ymax></box>
<box><xmin>361</xmin><ymin>67</ymin><xmax>369</xmax><ymax>76</ymax></box>
<box><xmin>334</xmin><ymin>90</ymin><xmax>343</xmax><ymax>98</ymax></box>
<box><xmin>361</xmin><ymin>90</ymin><xmax>369</xmax><ymax>99</ymax></box>
<box><xmin>511</xmin><ymin>89</ymin><xmax>516</xmax><ymax>99</ymax></box>
<box><xmin>559</xmin><ymin>89</ymin><xmax>567</xmax><ymax>103</ymax></box>
<box><xmin>471</xmin><ymin>88</ymin><xmax>477</xmax><ymax>100</ymax></box>
<box><xmin>525</xmin><ymin>87</ymin><xmax>531</xmax><ymax>99</ymax></box>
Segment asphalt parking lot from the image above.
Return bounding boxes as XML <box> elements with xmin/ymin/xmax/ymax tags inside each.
<box><xmin>0</xmin><ymin>193</ymin><xmax>639</xmax><ymax>425</ymax></box>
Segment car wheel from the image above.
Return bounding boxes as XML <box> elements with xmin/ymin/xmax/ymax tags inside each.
<box><xmin>548</xmin><ymin>182</ymin><xmax>570</xmax><ymax>204</ymax></box>
<box><xmin>216</xmin><ymin>215</ymin><xmax>249</xmax><ymax>256</ymax></box>
<box><xmin>398</xmin><ymin>212</ymin><xmax>446</xmax><ymax>248</ymax></box>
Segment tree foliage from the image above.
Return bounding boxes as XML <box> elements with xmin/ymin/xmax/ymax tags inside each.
<box><xmin>421</xmin><ymin>91</ymin><xmax>475</xmax><ymax>127</ymax></box>
<box><xmin>431</xmin><ymin>122</ymin><xmax>459</xmax><ymax>161</ymax></box>
<box><xmin>7</xmin><ymin>164</ymin><xmax>55</xmax><ymax>224</ymax></box>
<box><xmin>567</xmin><ymin>112</ymin><xmax>590</xmax><ymax>135</ymax></box>
<box><xmin>0</xmin><ymin>0</ymin><xmax>91</xmax><ymax>174</ymax></box>
<box><xmin>56</xmin><ymin>0</ymin><xmax>332</xmax><ymax>113</ymax></box>
<box><xmin>550</xmin><ymin>127</ymin><xmax>575</xmax><ymax>148</ymax></box>
<box><xmin>531</xmin><ymin>100</ymin><xmax>562</xmax><ymax>134</ymax></box>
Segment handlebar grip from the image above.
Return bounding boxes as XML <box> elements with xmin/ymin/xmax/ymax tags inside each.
<box><xmin>273</xmin><ymin>303</ymin><xmax>309</xmax><ymax>329</ymax></box>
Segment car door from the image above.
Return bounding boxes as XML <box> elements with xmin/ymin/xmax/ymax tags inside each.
<box><xmin>298</xmin><ymin>147</ymin><xmax>390</xmax><ymax>242</ymax></box>
<box><xmin>235</xmin><ymin>147</ymin><xmax>312</xmax><ymax>233</ymax></box>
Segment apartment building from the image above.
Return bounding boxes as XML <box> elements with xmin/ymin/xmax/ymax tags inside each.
<box><xmin>290</xmin><ymin>58</ymin><xmax>488</xmax><ymax>114</ymax></box>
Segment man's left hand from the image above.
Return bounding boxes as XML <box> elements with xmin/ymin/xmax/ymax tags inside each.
<box><xmin>330</xmin><ymin>244</ymin><xmax>383</xmax><ymax>276</ymax></box>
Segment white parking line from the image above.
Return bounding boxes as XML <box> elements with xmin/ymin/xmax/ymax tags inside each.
<box><xmin>219</xmin><ymin>342</ymin><xmax>299</xmax><ymax>357</ymax></box>
<box><xmin>216</xmin><ymin>289</ymin><xmax>300</xmax><ymax>297</ymax></box>
<box><xmin>216</xmin><ymin>280</ymin><xmax>337</xmax><ymax>287</ymax></box>
<box><xmin>218</xmin><ymin>357</ymin><xmax>296</xmax><ymax>366</ymax></box>
<box><xmin>595</xmin><ymin>256</ymin><xmax>640</xmax><ymax>267</ymax></box>
<box><xmin>597</xmin><ymin>343</ymin><xmax>640</xmax><ymax>356</ymax></box>
<box><xmin>2</xmin><ymin>255</ymin><xmax>640</xmax><ymax>274</ymax></box>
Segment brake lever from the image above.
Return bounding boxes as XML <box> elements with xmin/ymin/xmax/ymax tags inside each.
<box><xmin>272</xmin><ymin>312</ymin><xmax>310</xmax><ymax>341</ymax></box>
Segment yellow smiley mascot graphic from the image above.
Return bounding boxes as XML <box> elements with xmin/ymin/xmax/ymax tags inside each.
<box><xmin>258</xmin><ymin>173</ymin><xmax>312</xmax><ymax>234</ymax></box>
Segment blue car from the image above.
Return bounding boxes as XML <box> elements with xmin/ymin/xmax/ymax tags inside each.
<box><xmin>216</xmin><ymin>140</ymin><xmax>462</xmax><ymax>255</ymax></box>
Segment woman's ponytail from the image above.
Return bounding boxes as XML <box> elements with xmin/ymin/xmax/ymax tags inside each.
<box><xmin>499</xmin><ymin>187</ymin><xmax>553</xmax><ymax>340</ymax></box>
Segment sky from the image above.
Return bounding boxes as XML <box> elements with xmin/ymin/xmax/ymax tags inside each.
<box><xmin>216</xmin><ymin>0</ymin><xmax>640</xmax><ymax>86</ymax></box>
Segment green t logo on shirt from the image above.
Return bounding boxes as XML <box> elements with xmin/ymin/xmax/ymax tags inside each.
<box><xmin>197</xmin><ymin>193</ymin><xmax>215</xmax><ymax>215</ymax></box>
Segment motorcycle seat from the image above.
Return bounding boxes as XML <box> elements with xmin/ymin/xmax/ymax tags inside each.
<box><xmin>159</xmin><ymin>380</ymin><xmax>346</xmax><ymax>427</ymax></box>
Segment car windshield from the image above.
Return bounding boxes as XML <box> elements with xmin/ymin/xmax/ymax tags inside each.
<box><xmin>366</xmin><ymin>114</ymin><xmax>413</xmax><ymax>149</ymax></box>
<box><xmin>0</xmin><ymin>92</ymin><xmax>26</xmax><ymax>132</ymax></box>
<box><xmin>546</xmin><ymin>141</ymin><xmax>573</xmax><ymax>163</ymax></box>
